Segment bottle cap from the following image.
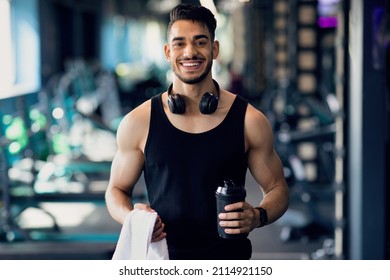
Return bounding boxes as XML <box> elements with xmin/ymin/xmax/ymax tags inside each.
<box><xmin>216</xmin><ymin>180</ymin><xmax>245</xmax><ymax>196</ymax></box>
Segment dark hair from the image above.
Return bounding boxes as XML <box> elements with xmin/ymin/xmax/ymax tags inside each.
<box><xmin>168</xmin><ymin>3</ymin><xmax>217</xmax><ymax>41</ymax></box>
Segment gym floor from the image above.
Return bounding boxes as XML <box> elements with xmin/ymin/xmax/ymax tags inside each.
<box><xmin>0</xmin><ymin>171</ymin><xmax>332</xmax><ymax>260</ymax></box>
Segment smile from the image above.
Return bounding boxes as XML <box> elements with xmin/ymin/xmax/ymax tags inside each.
<box><xmin>181</xmin><ymin>62</ymin><xmax>200</xmax><ymax>67</ymax></box>
<box><xmin>179</xmin><ymin>60</ymin><xmax>204</xmax><ymax>70</ymax></box>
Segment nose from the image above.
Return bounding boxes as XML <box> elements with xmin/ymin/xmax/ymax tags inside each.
<box><xmin>183</xmin><ymin>44</ymin><xmax>198</xmax><ymax>58</ymax></box>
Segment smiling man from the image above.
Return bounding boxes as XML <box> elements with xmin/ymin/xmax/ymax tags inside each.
<box><xmin>105</xmin><ymin>3</ymin><xmax>289</xmax><ymax>260</ymax></box>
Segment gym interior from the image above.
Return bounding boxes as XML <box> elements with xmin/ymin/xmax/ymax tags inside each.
<box><xmin>0</xmin><ymin>0</ymin><xmax>389</xmax><ymax>260</ymax></box>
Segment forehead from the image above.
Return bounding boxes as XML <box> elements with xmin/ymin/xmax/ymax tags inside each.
<box><xmin>168</xmin><ymin>20</ymin><xmax>210</xmax><ymax>41</ymax></box>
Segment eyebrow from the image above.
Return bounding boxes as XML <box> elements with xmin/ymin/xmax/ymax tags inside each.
<box><xmin>171</xmin><ymin>34</ymin><xmax>210</xmax><ymax>42</ymax></box>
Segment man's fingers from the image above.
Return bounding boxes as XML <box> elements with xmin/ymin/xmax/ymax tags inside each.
<box><xmin>134</xmin><ymin>203</ymin><xmax>156</xmax><ymax>212</ymax></box>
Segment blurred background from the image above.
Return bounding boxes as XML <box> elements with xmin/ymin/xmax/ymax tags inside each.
<box><xmin>0</xmin><ymin>0</ymin><xmax>389</xmax><ymax>260</ymax></box>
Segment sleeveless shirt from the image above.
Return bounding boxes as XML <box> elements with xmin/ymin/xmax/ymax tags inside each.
<box><xmin>143</xmin><ymin>93</ymin><xmax>251</xmax><ymax>260</ymax></box>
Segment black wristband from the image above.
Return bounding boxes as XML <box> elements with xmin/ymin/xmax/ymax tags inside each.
<box><xmin>254</xmin><ymin>207</ymin><xmax>268</xmax><ymax>227</ymax></box>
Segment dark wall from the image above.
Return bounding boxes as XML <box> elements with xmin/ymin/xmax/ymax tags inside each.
<box><xmin>39</xmin><ymin>0</ymin><xmax>103</xmax><ymax>85</ymax></box>
<box><xmin>348</xmin><ymin>0</ymin><xmax>389</xmax><ymax>260</ymax></box>
<box><xmin>385</xmin><ymin>0</ymin><xmax>390</xmax><ymax>260</ymax></box>
<box><xmin>362</xmin><ymin>0</ymin><xmax>388</xmax><ymax>260</ymax></box>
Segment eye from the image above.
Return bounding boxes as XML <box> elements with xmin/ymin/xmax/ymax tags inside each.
<box><xmin>173</xmin><ymin>42</ymin><xmax>184</xmax><ymax>48</ymax></box>
<box><xmin>195</xmin><ymin>40</ymin><xmax>207</xmax><ymax>46</ymax></box>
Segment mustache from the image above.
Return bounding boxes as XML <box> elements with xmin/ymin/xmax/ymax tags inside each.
<box><xmin>179</xmin><ymin>56</ymin><xmax>204</xmax><ymax>61</ymax></box>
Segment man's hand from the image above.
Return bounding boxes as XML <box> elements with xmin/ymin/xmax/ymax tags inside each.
<box><xmin>134</xmin><ymin>203</ymin><xmax>167</xmax><ymax>242</ymax></box>
<box><xmin>218</xmin><ymin>201</ymin><xmax>259</xmax><ymax>234</ymax></box>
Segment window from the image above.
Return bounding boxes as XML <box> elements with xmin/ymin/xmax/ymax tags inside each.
<box><xmin>0</xmin><ymin>0</ymin><xmax>40</xmax><ymax>99</ymax></box>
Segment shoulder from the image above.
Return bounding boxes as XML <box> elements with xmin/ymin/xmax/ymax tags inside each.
<box><xmin>244</xmin><ymin>103</ymin><xmax>274</xmax><ymax>149</ymax></box>
<box><xmin>220</xmin><ymin>90</ymin><xmax>243</xmax><ymax>111</ymax></box>
<box><xmin>244</xmin><ymin>103</ymin><xmax>269</xmax><ymax>127</ymax></box>
<box><xmin>116</xmin><ymin>99</ymin><xmax>152</xmax><ymax>151</ymax></box>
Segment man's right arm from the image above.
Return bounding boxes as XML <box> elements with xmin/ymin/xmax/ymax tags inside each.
<box><xmin>105</xmin><ymin>103</ymin><xmax>150</xmax><ymax>225</ymax></box>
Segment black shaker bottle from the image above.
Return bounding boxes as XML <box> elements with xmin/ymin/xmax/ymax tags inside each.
<box><xmin>215</xmin><ymin>179</ymin><xmax>248</xmax><ymax>239</ymax></box>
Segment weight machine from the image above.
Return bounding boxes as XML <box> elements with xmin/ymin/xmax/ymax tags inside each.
<box><xmin>0</xmin><ymin>59</ymin><xmax>147</xmax><ymax>243</ymax></box>
<box><xmin>261</xmin><ymin>79</ymin><xmax>339</xmax><ymax>247</ymax></box>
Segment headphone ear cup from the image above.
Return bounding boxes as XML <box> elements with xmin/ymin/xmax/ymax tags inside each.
<box><xmin>168</xmin><ymin>94</ymin><xmax>186</xmax><ymax>114</ymax></box>
<box><xmin>199</xmin><ymin>92</ymin><xmax>219</xmax><ymax>114</ymax></box>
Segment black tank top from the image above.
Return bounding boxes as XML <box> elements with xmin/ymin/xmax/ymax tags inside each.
<box><xmin>143</xmin><ymin>93</ymin><xmax>251</xmax><ymax>260</ymax></box>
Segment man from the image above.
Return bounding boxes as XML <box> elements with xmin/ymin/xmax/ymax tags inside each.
<box><xmin>105</xmin><ymin>3</ymin><xmax>289</xmax><ymax>260</ymax></box>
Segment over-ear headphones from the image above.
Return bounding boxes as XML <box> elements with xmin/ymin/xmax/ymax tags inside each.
<box><xmin>167</xmin><ymin>80</ymin><xmax>220</xmax><ymax>114</ymax></box>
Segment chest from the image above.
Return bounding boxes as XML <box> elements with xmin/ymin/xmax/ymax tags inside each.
<box><xmin>164</xmin><ymin>109</ymin><xmax>226</xmax><ymax>134</ymax></box>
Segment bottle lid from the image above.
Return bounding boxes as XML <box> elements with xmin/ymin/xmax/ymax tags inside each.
<box><xmin>216</xmin><ymin>180</ymin><xmax>245</xmax><ymax>195</ymax></box>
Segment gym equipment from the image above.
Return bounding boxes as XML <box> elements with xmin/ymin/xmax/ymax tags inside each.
<box><xmin>33</xmin><ymin>60</ymin><xmax>119</xmax><ymax>194</ymax></box>
<box><xmin>0</xmin><ymin>59</ymin><xmax>147</xmax><ymax>243</ymax></box>
<box><xmin>261</xmin><ymin>79</ymin><xmax>338</xmax><ymax>244</ymax></box>
<box><xmin>0</xmin><ymin>109</ymin><xmax>63</xmax><ymax>242</ymax></box>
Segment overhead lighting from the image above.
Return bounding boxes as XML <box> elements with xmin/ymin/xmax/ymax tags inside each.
<box><xmin>147</xmin><ymin>0</ymin><xmax>180</xmax><ymax>13</ymax></box>
<box><xmin>200</xmin><ymin>0</ymin><xmax>220</xmax><ymax>23</ymax></box>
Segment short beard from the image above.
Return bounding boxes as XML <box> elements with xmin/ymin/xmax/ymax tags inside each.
<box><xmin>173</xmin><ymin>59</ymin><xmax>213</xmax><ymax>85</ymax></box>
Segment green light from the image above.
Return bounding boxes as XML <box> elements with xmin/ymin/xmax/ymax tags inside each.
<box><xmin>29</xmin><ymin>109</ymin><xmax>47</xmax><ymax>130</ymax></box>
<box><xmin>5</xmin><ymin>117</ymin><xmax>27</xmax><ymax>140</ymax></box>
<box><xmin>2</xmin><ymin>114</ymin><xmax>13</xmax><ymax>126</ymax></box>
<box><xmin>52</xmin><ymin>133</ymin><xmax>70</xmax><ymax>154</ymax></box>
<box><xmin>8</xmin><ymin>141</ymin><xmax>22</xmax><ymax>154</ymax></box>
<box><xmin>4</xmin><ymin>117</ymin><xmax>28</xmax><ymax>153</ymax></box>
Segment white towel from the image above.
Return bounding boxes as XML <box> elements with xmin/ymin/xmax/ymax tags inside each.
<box><xmin>112</xmin><ymin>209</ymin><xmax>169</xmax><ymax>260</ymax></box>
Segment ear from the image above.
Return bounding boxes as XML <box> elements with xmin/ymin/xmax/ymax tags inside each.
<box><xmin>212</xmin><ymin>40</ymin><xmax>219</xmax><ymax>59</ymax></box>
<box><xmin>164</xmin><ymin>44</ymin><xmax>171</xmax><ymax>61</ymax></box>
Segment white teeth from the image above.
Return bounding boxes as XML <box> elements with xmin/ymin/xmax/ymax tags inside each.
<box><xmin>182</xmin><ymin>62</ymin><xmax>199</xmax><ymax>67</ymax></box>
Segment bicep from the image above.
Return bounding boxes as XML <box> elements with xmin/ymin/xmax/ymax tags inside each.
<box><xmin>107</xmin><ymin>108</ymin><xmax>148</xmax><ymax>195</ymax></box>
<box><xmin>248</xmin><ymin>147</ymin><xmax>286</xmax><ymax>194</ymax></box>
<box><xmin>245</xmin><ymin>107</ymin><xmax>286</xmax><ymax>194</ymax></box>
<box><xmin>108</xmin><ymin>148</ymin><xmax>144</xmax><ymax>195</ymax></box>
